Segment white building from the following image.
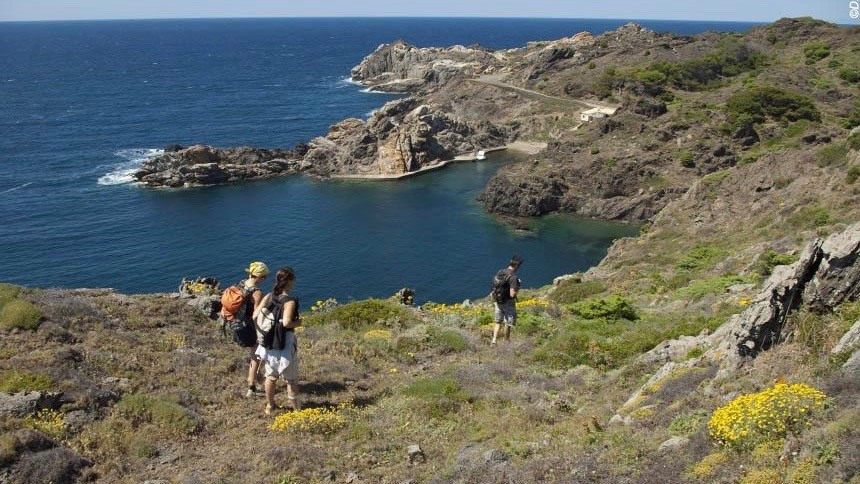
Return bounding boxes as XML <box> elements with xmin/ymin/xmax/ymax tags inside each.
<box><xmin>580</xmin><ymin>107</ymin><xmax>616</xmax><ymax>122</ymax></box>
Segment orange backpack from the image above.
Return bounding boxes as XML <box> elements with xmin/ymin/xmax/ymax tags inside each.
<box><xmin>220</xmin><ymin>285</ymin><xmax>249</xmax><ymax>322</ymax></box>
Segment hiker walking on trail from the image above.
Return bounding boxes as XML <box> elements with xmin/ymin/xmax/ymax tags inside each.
<box><xmin>491</xmin><ymin>255</ymin><xmax>523</xmax><ymax>345</ymax></box>
<box><xmin>220</xmin><ymin>261</ymin><xmax>269</xmax><ymax>397</ymax></box>
<box><xmin>253</xmin><ymin>267</ymin><xmax>302</xmax><ymax>415</ymax></box>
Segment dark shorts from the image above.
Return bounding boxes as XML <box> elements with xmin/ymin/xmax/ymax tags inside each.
<box><xmin>494</xmin><ymin>300</ymin><xmax>517</xmax><ymax>327</ymax></box>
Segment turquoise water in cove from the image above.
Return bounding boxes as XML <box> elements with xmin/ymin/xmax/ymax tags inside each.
<box><xmin>0</xmin><ymin>18</ymin><xmax>759</xmax><ymax>302</ymax></box>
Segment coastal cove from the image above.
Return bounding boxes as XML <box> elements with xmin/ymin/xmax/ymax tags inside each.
<box><xmin>0</xmin><ymin>148</ymin><xmax>639</xmax><ymax>302</ymax></box>
<box><xmin>0</xmin><ymin>18</ymin><xmax>758</xmax><ymax>301</ymax></box>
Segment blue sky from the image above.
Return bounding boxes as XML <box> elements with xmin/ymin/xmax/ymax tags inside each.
<box><xmin>0</xmin><ymin>0</ymin><xmax>851</xmax><ymax>23</ymax></box>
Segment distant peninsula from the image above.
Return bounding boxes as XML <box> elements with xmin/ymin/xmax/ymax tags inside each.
<box><xmin>134</xmin><ymin>18</ymin><xmax>860</xmax><ymax>224</ymax></box>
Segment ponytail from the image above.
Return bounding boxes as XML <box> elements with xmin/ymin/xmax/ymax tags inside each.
<box><xmin>272</xmin><ymin>267</ymin><xmax>296</xmax><ymax>296</ymax></box>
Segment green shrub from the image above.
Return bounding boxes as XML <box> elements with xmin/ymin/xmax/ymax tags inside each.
<box><xmin>531</xmin><ymin>331</ymin><xmax>592</xmax><ymax>368</ymax></box>
<box><xmin>839</xmin><ymin>67</ymin><xmax>860</xmax><ymax>83</ymax></box>
<box><xmin>725</xmin><ymin>87</ymin><xmax>820</xmax><ymax>131</ymax></box>
<box><xmin>676</xmin><ymin>244</ymin><xmax>726</xmax><ymax>272</ymax></box>
<box><xmin>590</xmin><ymin>147</ymin><xmax>600</xmax><ymax>155</ymax></box>
<box><xmin>818</xmin><ymin>142</ymin><xmax>849</xmax><ymax>167</ymax></box>
<box><xmin>402</xmin><ymin>378</ymin><xmax>468</xmax><ymax>417</ymax></box>
<box><xmin>676</xmin><ymin>274</ymin><xmax>755</xmax><ymax>300</ymax></box>
<box><xmin>0</xmin><ymin>283</ymin><xmax>21</xmax><ymax>299</ymax></box>
<box><xmin>678</xmin><ymin>151</ymin><xmax>695</xmax><ymax>168</ymax></box>
<box><xmin>847</xmin><ymin>166</ymin><xmax>860</xmax><ymax>185</ymax></box>
<box><xmin>803</xmin><ymin>42</ymin><xmax>830</xmax><ymax>64</ymax></box>
<box><xmin>587</xmin><ymin>61</ymin><xmax>596</xmax><ymax>69</ymax></box>
<box><xmin>842</xmin><ymin>102</ymin><xmax>860</xmax><ymax>129</ymax></box>
<box><xmin>306</xmin><ymin>299</ymin><xmax>411</xmax><ymax>330</ymax></box>
<box><xmin>0</xmin><ymin>370</ymin><xmax>54</xmax><ymax>393</ymax></box>
<box><xmin>669</xmin><ymin>410</ymin><xmax>709</xmax><ymax>436</ymax></box>
<box><xmin>569</xmin><ymin>294</ymin><xmax>638</xmax><ymax>320</ymax></box>
<box><xmin>0</xmin><ymin>299</ymin><xmax>42</xmax><ymax>330</ymax></box>
<box><xmin>850</xmin><ymin>132</ymin><xmax>860</xmax><ymax>151</ymax></box>
<box><xmin>115</xmin><ymin>394</ymin><xmax>199</xmax><ymax>435</ymax></box>
<box><xmin>653</xmin><ymin>37</ymin><xmax>764</xmax><ymax>90</ymax></box>
<box><xmin>789</xmin><ymin>206</ymin><xmax>833</xmax><ymax>229</ymax></box>
<box><xmin>550</xmin><ymin>279</ymin><xmax>606</xmax><ymax>304</ymax></box>
<box><xmin>755</xmin><ymin>249</ymin><xmax>798</xmax><ymax>276</ymax></box>
<box><xmin>427</xmin><ymin>328</ymin><xmax>468</xmax><ymax>353</ymax></box>
<box><xmin>515</xmin><ymin>312</ymin><xmax>554</xmax><ymax>336</ymax></box>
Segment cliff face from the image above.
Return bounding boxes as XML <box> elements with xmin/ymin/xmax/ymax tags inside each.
<box><xmin>350</xmin><ymin>40</ymin><xmax>504</xmax><ymax>92</ymax></box>
<box><xmin>303</xmin><ymin>98</ymin><xmax>511</xmax><ymax>176</ymax></box>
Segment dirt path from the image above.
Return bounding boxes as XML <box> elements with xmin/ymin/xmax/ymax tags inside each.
<box><xmin>470</xmin><ymin>74</ymin><xmax>619</xmax><ymax>112</ymax></box>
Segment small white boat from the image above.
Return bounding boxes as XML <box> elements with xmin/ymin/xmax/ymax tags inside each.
<box><xmin>476</xmin><ymin>150</ymin><xmax>486</xmax><ymax>161</ymax></box>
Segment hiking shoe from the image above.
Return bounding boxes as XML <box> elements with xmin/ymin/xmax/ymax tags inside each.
<box><xmin>245</xmin><ymin>385</ymin><xmax>262</xmax><ymax>398</ymax></box>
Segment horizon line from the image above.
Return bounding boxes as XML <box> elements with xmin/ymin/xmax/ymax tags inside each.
<box><xmin>0</xmin><ymin>15</ymin><xmax>812</xmax><ymax>24</ymax></box>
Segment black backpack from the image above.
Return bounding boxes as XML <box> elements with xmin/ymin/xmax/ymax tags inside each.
<box><xmin>492</xmin><ymin>269</ymin><xmax>512</xmax><ymax>303</ymax></box>
<box><xmin>255</xmin><ymin>295</ymin><xmax>286</xmax><ymax>350</ymax></box>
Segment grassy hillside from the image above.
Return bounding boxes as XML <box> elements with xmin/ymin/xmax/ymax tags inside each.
<box><xmin>0</xmin><ymin>272</ymin><xmax>857</xmax><ymax>482</ymax></box>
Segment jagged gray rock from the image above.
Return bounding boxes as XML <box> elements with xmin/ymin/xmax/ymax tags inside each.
<box><xmin>802</xmin><ymin>223</ymin><xmax>860</xmax><ymax>310</ymax></box>
<box><xmin>0</xmin><ymin>391</ymin><xmax>63</xmax><ymax>418</ymax></box>
<box><xmin>832</xmin><ymin>319</ymin><xmax>860</xmax><ymax>354</ymax></box>
<box><xmin>350</xmin><ymin>40</ymin><xmax>502</xmax><ymax>92</ymax></box>
<box><xmin>304</xmin><ymin>99</ymin><xmax>509</xmax><ymax>176</ymax></box>
<box><xmin>843</xmin><ymin>349</ymin><xmax>860</xmax><ymax>374</ymax></box>
<box><xmin>134</xmin><ymin>144</ymin><xmax>308</xmax><ymax>188</ymax></box>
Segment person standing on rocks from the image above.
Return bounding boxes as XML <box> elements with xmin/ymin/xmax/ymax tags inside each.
<box><xmin>491</xmin><ymin>255</ymin><xmax>523</xmax><ymax>345</ymax></box>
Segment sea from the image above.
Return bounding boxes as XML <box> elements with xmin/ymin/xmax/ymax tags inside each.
<box><xmin>0</xmin><ymin>18</ymin><xmax>761</xmax><ymax>303</ymax></box>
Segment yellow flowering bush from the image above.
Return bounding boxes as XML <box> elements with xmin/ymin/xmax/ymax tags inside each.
<box><xmin>269</xmin><ymin>403</ymin><xmax>352</xmax><ymax>434</ymax></box>
<box><xmin>708</xmin><ymin>383</ymin><xmax>828</xmax><ymax>449</ymax></box>
<box><xmin>24</xmin><ymin>409</ymin><xmax>67</xmax><ymax>440</ymax></box>
<box><xmin>310</xmin><ymin>298</ymin><xmax>338</xmax><ymax>313</ymax></box>
<box><xmin>362</xmin><ymin>329</ymin><xmax>392</xmax><ymax>341</ymax></box>
<box><xmin>515</xmin><ymin>298</ymin><xmax>549</xmax><ymax>309</ymax></box>
<box><xmin>424</xmin><ymin>302</ymin><xmax>484</xmax><ymax>318</ymax></box>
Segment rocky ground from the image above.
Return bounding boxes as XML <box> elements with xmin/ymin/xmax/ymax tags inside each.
<box><xmin>1</xmin><ymin>220</ymin><xmax>858</xmax><ymax>483</ymax></box>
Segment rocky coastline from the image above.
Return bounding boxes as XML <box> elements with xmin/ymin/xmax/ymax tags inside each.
<box><xmin>133</xmin><ymin>18</ymin><xmax>859</xmax><ymax>228</ymax></box>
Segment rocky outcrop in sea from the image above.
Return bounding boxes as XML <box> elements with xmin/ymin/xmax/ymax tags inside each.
<box><xmin>133</xmin><ymin>144</ymin><xmax>308</xmax><ymax>188</ymax></box>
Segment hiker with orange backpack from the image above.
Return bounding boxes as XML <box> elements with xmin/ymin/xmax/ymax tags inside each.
<box><xmin>220</xmin><ymin>261</ymin><xmax>269</xmax><ymax>397</ymax></box>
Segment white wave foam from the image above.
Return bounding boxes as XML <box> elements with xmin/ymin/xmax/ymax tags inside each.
<box><xmin>98</xmin><ymin>148</ymin><xmax>163</xmax><ymax>186</ymax></box>
<box><xmin>366</xmin><ymin>109</ymin><xmax>379</xmax><ymax>117</ymax></box>
<box><xmin>338</xmin><ymin>76</ymin><xmax>363</xmax><ymax>87</ymax></box>
<box><xmin>0</xmin><ymin>182</ymin><xmax>33</xmax><ymax>195</ymax></box>
<box><xmin>360</xmin><ymin>87</ymin><xmax>391</xmax><ymax>94</ymax></box>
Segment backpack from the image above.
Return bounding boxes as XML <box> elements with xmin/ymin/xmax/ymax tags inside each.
<box><xmin>219</xmin><ymin>283</ymin><xmax>257</xmax><ymax>336</ymax></box>
<box><xmin>255</xmin><ymin>295</ymin><xmax>286</xmax><ymax>349</ymax></box>
<box><xmin>492</xmin><ymin>269</ymin><xmax>512</xmax><ymax>303</ymax></box>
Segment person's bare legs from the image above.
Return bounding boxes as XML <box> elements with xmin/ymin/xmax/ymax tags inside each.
<box><xmin>492</xmin><ymin>323</ymin><xmax>502</xmax><ymax>345</ymax></box>
<box><xmin>285</xmin><ymin>381</ymin><xmax>301</xmax><ymax>410</ymax></box>
<box><xmin>247</xmin><ymin>356</ymin><xmax>260</xmax><ymax>387</ymax></box>
<box><xmin>264</xmin><ymin>376</ymin><xmax>277</xmax><ymax>414</ymax></box>
<box><xmin>504</xmin><ymin>325</ymin><xmax>511</xmax><ymax>341</ymax></box>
